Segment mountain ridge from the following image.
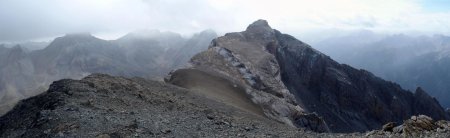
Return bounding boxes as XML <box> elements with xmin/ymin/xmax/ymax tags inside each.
<box><xmin>167</xmin><ymin>19</ymin><xmax>450</xmax><ymax>132</ymax></box>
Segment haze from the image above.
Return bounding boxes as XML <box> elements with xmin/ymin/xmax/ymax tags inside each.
<box><xmin>1</xmin><ymin>0</ymin><xmax>450</xmax><ymax>42</ymax></box>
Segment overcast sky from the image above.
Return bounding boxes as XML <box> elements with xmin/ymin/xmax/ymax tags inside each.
<box><xmin>0</xmin><ymin>0</ymin><xmax>449</xmax><ymax>42</ymax></box>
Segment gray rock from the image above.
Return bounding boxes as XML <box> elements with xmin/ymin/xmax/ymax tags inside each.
<box><xmin>392</xmin><ymin>125</ymin><xmax>404</xmax><ymax>133</ymax></box>
<box><xmin>382</xmin><ymin>122</ymin><xmax>396</xmax><ymax>132</ymax></box>
<box><xmin>373</xmin><ymin>115</ymin><xmax>450</xmax><ymax>137</ymax></box>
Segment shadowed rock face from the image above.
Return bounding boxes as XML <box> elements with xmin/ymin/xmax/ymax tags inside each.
<box><xmin>275</xmin><ymin>31</ymin><xmax>449</xmax><ymax>132</ymax></box>
<box><xmin>312</xmin><ymin>33</ymin><xmax>450</xmax><ymax>108</ymax></box>
<box><xmin>167</xmin><ymin>19</ymin><xmax>450</xmax><ymax>133</ymax></box>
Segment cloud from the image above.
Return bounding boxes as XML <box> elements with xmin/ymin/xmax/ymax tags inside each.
<box><xmin>0</xmin><ymin>0</ymin><xmax>449</xmax><ymax>42</ymax></box>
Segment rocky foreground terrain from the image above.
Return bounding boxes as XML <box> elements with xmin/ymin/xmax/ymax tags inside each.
<box><xmin>0</xmin><ymin>74</ymin><xmax>358</xmax><ymax>137</ymax></box>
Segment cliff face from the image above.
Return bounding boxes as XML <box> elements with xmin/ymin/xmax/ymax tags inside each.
<box><xmin>167</xmin><ymin>20</ymin><xmax>449</xmax><ymax>132</ymax></box>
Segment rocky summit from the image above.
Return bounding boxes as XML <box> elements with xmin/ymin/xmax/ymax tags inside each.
<box><xmin>1</xmin><ymin>20</ymin><xmax>450</xmax><ymax>137</ymax></box>
<box><xmin>166</xmin><ymin>19</ymin><xmax>450</xmax><ymax>133</ymax></box>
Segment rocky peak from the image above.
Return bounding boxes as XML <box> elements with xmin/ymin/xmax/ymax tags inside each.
<box><xmin>246</xmin><ymin>19</ymin><xmax>272</xmax><ymax>32</ymax></box>
<box><xmin>415</xmin><ymin>87</ymin><xmax>429</xmax><ymax>97</ymax></box>
<box><xmin>46</xmin><ymin>33</ymin><xmax>99</xmax><ymax>50</ymax></box>
<box><xmin>244</xmin><ymin>19</ymin><xmax>275</xmax><ymax>42</ymax></box>
<box><xmin>5</xmin><ymin>45</ymin><xmax>27</xmax><ymax>62</ymax></box>
<box><xmin>412</xmin><ymin>87</ymin><xmax>449</xmax><ymax>120</ymax></box>
<box><xmin>170</xmin><ymin>20</ymin><xmax>330</xmax><ymax>132</ymax></box>
<box><xmin>414</xmin><ymin>87</ymin><xmax>437</xmax><ymax>104</ymax></box>
<box><xmin>9</xmin><ymin>45</ymin><xmax>24</xmax><ymax>53</ymax></box>
<box><xmin>61</xmin><ymin>33</ymin><xmax>97</xmax><ymax>42</ymax></box>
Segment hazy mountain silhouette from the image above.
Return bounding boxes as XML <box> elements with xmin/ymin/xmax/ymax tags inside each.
<box><xmin>0</xmin><ymin>31</ymin><xmax>217</xmax><ymax>115</ymax></box>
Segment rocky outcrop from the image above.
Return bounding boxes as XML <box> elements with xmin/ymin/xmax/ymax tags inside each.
<box><xmin>368</xmin><ymin>115</ymin><xmax>450</xmax><ymax>137</ymax></box>
<box><xmin>167</xmin><ymin>19</ymin><xmax>450</xmax><ymax>133</ymax></box>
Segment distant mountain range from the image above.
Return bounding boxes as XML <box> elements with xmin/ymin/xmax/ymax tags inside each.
<box><xmin>311</xmin><ymin>31</ymin><xmax>450</xmax><ymax>108</ymax></box>
<box><xmin>0</xmin><ymin>30</ymin><xmax>217</xmax><ymax>115</ymax></box>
